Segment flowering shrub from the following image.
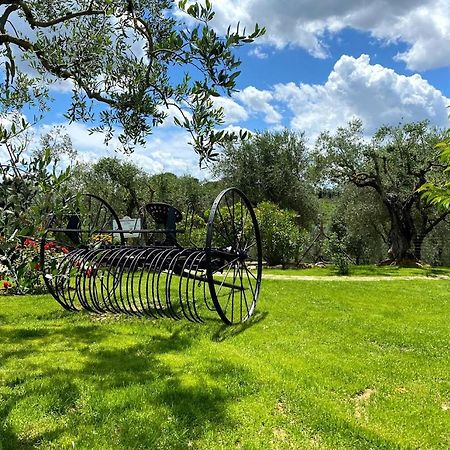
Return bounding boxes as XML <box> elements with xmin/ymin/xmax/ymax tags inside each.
<box><xmin>0</xmin><ymin>117</ymin><xmax>73</xmax><ymax>294</ymax></box>
<box><xmin>0</xmin><ymin>238</ymin><xmax>70</xmax><ymax>294</ymax></box>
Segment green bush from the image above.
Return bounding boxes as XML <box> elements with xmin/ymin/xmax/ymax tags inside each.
<box><xmin>0</xmin><ymin>119</ymin><xmax>72</xmax><ymax>294</ymax></box>
<box><xmin>328</xmin><ymin>233</ymin><xmax>350</xmax><ymax>275</ymax></box>
<box><xmin>255</xmin><ymin>202</ymin><xmax>301</xmax><ymax>267</ymax></box>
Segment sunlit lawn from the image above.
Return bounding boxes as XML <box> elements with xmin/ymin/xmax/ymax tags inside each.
<box><xmin>1</xmin><ymin>276</ymin><xmax>449</xmax><ymax>449</ymax></box>
<box><xmin>266</xmin><ymin>264</ymin><xmax>450</xmax><ymax>277</ymax></box>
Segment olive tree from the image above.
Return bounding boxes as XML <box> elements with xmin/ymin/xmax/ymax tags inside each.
<box><xmin>0</xmin><ymin>0</ymin><xmax>264</xmax><ymax>162</ymax></box>
<box><xmin>214</xmin><ymin>130</ymin><xmax>318</xmax><ymax>227</ymax></box>
<box><xmin>315</xmin><ymin>120</ymin><xmax>449</xmax><ymax>263</ymax></box>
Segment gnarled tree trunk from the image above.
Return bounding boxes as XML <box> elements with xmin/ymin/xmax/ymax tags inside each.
<box><xmin>385</xmin><ymin>200</ymin><xmax>417</xmax><ymax>263</ymax></box>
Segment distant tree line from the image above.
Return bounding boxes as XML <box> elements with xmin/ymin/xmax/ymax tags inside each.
<box><xmin>65</xmin><ymin>119</ymin><xmax>450</xmax><ymax>267</ymax></box>
<box><xmin>2</xmin><ymin>118</ymin><xmax>450</xmax><ymax>281</ymax></box>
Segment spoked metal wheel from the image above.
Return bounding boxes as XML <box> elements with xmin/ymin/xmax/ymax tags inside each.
<box><xmin>40</xmin><ymin>194</ymin><xmax>124</xmax><ymax>309</ymax></box>
<box><xmin>205</xmin><ymin>188</ymin><xmax>262</xmax><ymax>325</ymax></box>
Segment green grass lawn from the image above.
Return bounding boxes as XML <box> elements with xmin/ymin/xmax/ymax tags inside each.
<box><xmin>1</xmin><ymin>277</ymin><xmax>450</xmax><ymax>449</ymax></box>
<box><xmin>266</xmin><ymin>264</ymin><xmax>450</xmax><ymax>277</ymax></box>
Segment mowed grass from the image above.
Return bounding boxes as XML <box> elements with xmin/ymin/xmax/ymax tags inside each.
<box><xmin>266</xmin><ymin>264</ymin><xmax>450</xmax><ymax>277</ymax></box>
<box><xmin>1</xmin><ymin>278</ymin><xmax>450</xmax><ymax>449</ymax></box>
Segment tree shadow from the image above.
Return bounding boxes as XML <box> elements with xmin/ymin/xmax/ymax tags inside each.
<box><xmin>0</xmin><ymin>314</ymin><xmax>256</xmax><ymax>449</ymax></box>
<box><xmin>211</xmin><ymin>311</ymin><xmax>268</xmax><ymax>342</ymax></box>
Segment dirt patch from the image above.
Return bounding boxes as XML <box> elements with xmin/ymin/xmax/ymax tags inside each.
<box><xmin>272</xmin><ymin>427</ymin><xmax>288</xmax><ymax>441</ymax></box>
<box><xmin>352</xmin><ymin>388</ymin><xmax>376</xmax><ymax>420</ymax></box>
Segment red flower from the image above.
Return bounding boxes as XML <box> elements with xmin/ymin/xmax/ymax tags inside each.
<box><xmin>34</xmin><ymin>262</ymin><xmax>41</xmax><ymax>270</ymax></box>
<box><xmin>24</xmin><ymin>238</ymin><xmax>38</xmax><ymax>248</ymax></box>
<box><xmin>44</xmin><ymin>241</ymin><xmax>57</xmax><ymax>251</ymax></box>
<box><xmin>60</xmin><ymin>246</ymin><xmax>69</xmax><ymax>254</ymax></box>
<box><xmin>85</xmin><ymin>267</ymin><xmax>93</xmax><ymax>278</ymax></box>
<box><xmin>3</xmin><ymin>281</ymin><xmax>12</xmax><ymax>289</ymax></box>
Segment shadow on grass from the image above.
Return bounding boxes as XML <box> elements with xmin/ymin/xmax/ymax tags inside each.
<box><xmin>0</xmin><ymin>312</ymin><xmax>256</xmax><ymax>449</ymax></box>
<box><xmin>211</xmin><ymin>311</ymin><xmax>268</xmax><ymax>342</ymax></box>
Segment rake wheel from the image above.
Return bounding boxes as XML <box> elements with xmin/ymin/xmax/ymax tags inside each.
<box><xmin>205</xmin><ymin>188</ymin><xmax>262</xmax><ymax>325</ymax></box>
<box><xmin>40</xmin><ymin>194</ymin><xmax>124</xmax><ymax>310</ymax></box>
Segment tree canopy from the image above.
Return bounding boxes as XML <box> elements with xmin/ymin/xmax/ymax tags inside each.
<box><xmin>0</xmin><ymin>0</ymin><xmax>264</xmax><ymax>162</ymax></box>
<box><xmin>315</xmin><ymin>120</ymin><xmax>449</xmax><ymax>262</ymax></box>
<box><xmin>214</xmin><ymin>130</ymin><xmax>318</xmax><ymax>227</ymax></box>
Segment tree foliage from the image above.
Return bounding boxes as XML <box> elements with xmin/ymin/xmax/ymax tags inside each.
<box><xmin>215</xmin><ymin>130</ymin><xmax>318</xmax><ymax>226</ymax></box>
<box><xmin>315</xmin><ymin>120</ymin><xmax>448</xmax><ymax>262</ymax></box>
<box><xmin>72</xmin><ymin>157</ymin><xmax>155</xmax><ymax>216</ymax></box>
<box><xmin>0</xmin><ymin>117</ymin><xmax>72</xmax><ymax>293</ymax></box>
<box><xmin>0</xmin><ymin>0</ymin><xmax>264</xmax><ymax>162</ymax></box>
<box><xmin>328</xmin><ymin>185</ymin><xmax>389</xmax><ymax>264</ymax></box>
<box><xmin>419</xmin><ymin>117</ymin><xmax>450</xmax><ymax>208</ymax></box>
<box><xmin>255</xmin><ymin>201</ymin><xmax>301</xmax><ymax>267</ymax></box>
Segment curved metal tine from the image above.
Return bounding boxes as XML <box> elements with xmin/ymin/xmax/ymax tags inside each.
<box><xmin>184</xmin><ymin>251</ymin><xmax>204</xmax><ymax>323</ymax></box>
<box><xmin>178</xmin><ymin>251</ymin><xmax>199</xmax><ymax>322</ymax></box>
<box><xmin>146</xmin><ymin>248</ymin><xmax>165</xmax><ymax>318</ymax></box>
<box><xmin>102</xmin><ymin>248</ymin><xmax>122</xmax><ymax>314</ymax></box>
<box><xmin>114</xmin><ymin>247</ymin><xmax>139</xmax><ymax>315</ymax></box>
<box><xmin>90</xmin><ymin>248</ymin><xmax>113</xmax><ymax>313</ymax></box>
<box><xmin>66</xmin><ymin>249</ymin><xmax>89</xmax><ymax>312</ymax></box>
<box><xmin>126</xmin><ymin>247</ymin><xmax>149</xmax><ymax>317</ymax></box>
<box><xmin>166</xmin><ymin>249</ymin><xmax>190</xmax><ymax>320</ymax></box>
<box><xmin>85</xmin><ymin>248</ymin><xmax>108</xmax><ymax>313</ymax></box>
<box><xmin>151</xmin><ymin>248</ymin><xmax>174</xmax><ymax>318</ymax></box>
<box><xmin>191</xmin><ymin>253</ymin><xmax>208</xmax><ymax>323</ymax></box>
<box><xmin>122</xmin><ymin>247</ymin><xmax>148</xmax><ymax>316</ymax></box>
<box><xmin>57</xmin><ymin>248</ymin><xmax>86</xmax><ymax>311</ymax></box>
<box><xmin>103</xmin><ymin>248</ymin><xmax>128</xmax><ymax>314</ymax></box>
<box><xmin>203</xmin><ymin>272</ymin><xmax>216</xmax><ymax>311</ymax></box>
<box><xmin>52</xmin><ymin>248</ymin><xmax>82</xmax><ymax>311</ymax></box>
<box><xmin>83</xmin><ymin>248</ymin><xmax>111</xmax><ymax>313</ymax></box>
<box><xmin>79</xmin><ymin>248</ymin><xmax>99</xmax><ymax>313</ymax></box>
<box><xmin>77</xmin><ymin>249</ymin><xmax>98</xmax><ymax>313</ymax></box>
<box><xmin>46</xmin><ymin>247</ymin><xmax>72</xmax><ymax>309</ymax></box>
<box><xmin>89</xmin><ymin>248</ymin><xmax>112</xmax><ymax>313</ymax></box>
<box><xmin>156</xmin><ymin>248</ymin><xmax>183</xmax><ymax>320</ymax></box>
<box><xmin>139</xmin><ymin>248</ymin><xmax>161</xmax><ymax>319</ymax></box>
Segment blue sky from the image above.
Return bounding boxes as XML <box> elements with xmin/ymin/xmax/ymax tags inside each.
<box><xmin>3</xmin><ymin>0</ymin><xmax>450</xmax><ymax>177</ymax></box>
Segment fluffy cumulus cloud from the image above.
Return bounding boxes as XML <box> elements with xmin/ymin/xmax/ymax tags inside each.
<box><xmin>206</xmin><ymin>0</ymin><xmax>450</xmax><ymax>70</ymax></box>
<box><xmin>213</xmin><ymin>96</ymin><xmax>249</xmax><ymax>124</ymax></box>
<box><xmin>234</xmin><ymin>86</ymin><xmax>282</xmax><ymax>125</ymax></box>
<box><xmin>33</xmin><ymin>122</ymin><xmax>206</xmax><ymax>177</ymax></box>
<box><xmin>248</xmin><ymin>46</ymin><xmax>269</xmax><ymax>59</ymax></box>
<box><xmin>273</xmin><ymin>54</ymin><xmax>450</xmax><ymax>137</ymax></box>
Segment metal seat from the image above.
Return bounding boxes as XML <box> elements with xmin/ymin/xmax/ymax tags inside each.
<box><xmin>145</xmin><ymin>203</ymin><xmax>182</xmax><ymax>224</ymax></box>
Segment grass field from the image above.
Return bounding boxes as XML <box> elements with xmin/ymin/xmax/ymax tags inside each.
<box><xmin>266</xmin><ymin>264</ymin><xmax>450</xmax><ymax>277</ymax></box>
<box><xmin>1</xmin><ymin>275</ymin><xmax>450</xmax><ymax>449</ymax></box>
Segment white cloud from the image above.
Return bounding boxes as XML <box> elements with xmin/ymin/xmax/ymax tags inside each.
<box><xmin>202</xmin><ymin>0</ymin><xmax>450</xmax><ymax>70</ymax></box>
<box><xmin>273</xmin><ymin>54</ymin><xmax>450</xmax><ymax>138</ymax></box>
<box><xmin>248</xmin><ymin>46</ymin><xmax>268</xmax><ymax>59</ymax></box>
<box><xmin>158</xmin><ymin>103</ymin><xmax>192</xmax><ymax>128</ymax></box>
<box><xmin>34</xmin><ymin>122</ymin><xmax>206</xmax><ymax>177</ymax></box>
<box><xmin>47</xmin><ymin>55</ymin><xmax>450</xmax><ymax>158</ymax></box>
<box><xmin>213</xmin><ymin>96</ymin><xmax>249</xmax><ymax>124</ymax></box>
<box><xmin>235</xmin><ymin>86</ymin><xmax>282</xmax><ymax>125</ymax></box>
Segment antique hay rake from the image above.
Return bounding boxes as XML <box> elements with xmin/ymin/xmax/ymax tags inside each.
<box><xmin>40</xmin><ymin>188</ymin><xmax>262</xmax><ymax>325</ymax></box>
